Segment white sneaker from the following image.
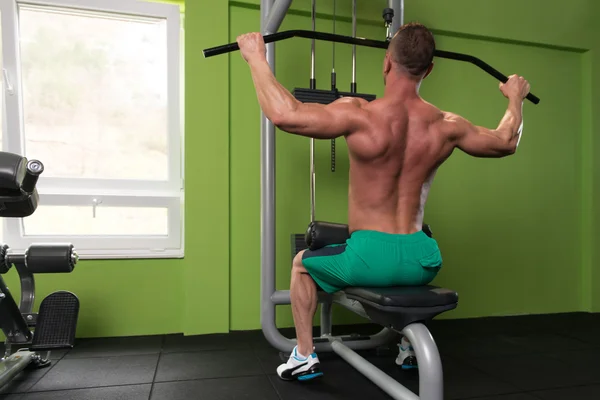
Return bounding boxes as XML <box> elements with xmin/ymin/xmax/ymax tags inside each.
<box><xmin>395</xmin><ymin>338</ymin><xmax>418</xmax><ymax>370</ymax></box>
<box><xmin>276</xmin><ymin>346</ymin><xmax>323</xmax><ymax>381</ymax></box>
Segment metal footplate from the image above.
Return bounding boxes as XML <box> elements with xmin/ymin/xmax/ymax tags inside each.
<box><xmin>30</xmin><ymin>291</ymin><xmax>79</xmax><ymax>351</ymax></box>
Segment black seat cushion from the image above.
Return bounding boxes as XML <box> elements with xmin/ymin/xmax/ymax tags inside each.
<box><xmin>343</xmin><ymin>285</ymin><xmax>458</xmax><ymax>308</ymax></box>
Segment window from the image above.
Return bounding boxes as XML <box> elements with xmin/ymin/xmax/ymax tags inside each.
<box><xmin>0</xmin><ymin>0</ymin><xmax>183</xmax><ymax>259</ymax></box>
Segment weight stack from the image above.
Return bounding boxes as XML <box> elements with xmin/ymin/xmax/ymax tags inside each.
<box><xmin>290</xmin><ymin>233</ymin><xmax>306</xmax><ymax>262</ymax></box>
<box><xmin>293</xmin><ymin>88</ymin><xmax>377</xmax><ymax>104</ymax></box>
<box><xmin>293</xmin><ymin>88</ymin><xmax>338</xmax><ymax>104</ymax></box>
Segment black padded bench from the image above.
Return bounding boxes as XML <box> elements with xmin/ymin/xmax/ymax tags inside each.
<box><xmin>343</xmin><ymin>285</ymin><xmax>459</xmax><ymax>332</ymax></box>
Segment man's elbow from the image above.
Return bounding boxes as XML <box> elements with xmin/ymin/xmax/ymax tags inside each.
<box><xmin>268</xmin><ymin>100</ymin><xmax>301</xmax><ymax>128</ymax></box>
<box><xmin>500</xmin><ymin>139</ymin><xmax>518</xmax><ymax>157</ymax></box>
<box><xmin>269</xmin><ymin>113</ymin><xmax>298</xmax><ymax>132</ymax></box>
<box><xmin>269</xmin><ymin>112</ymin><xmax>288</xmax><ymax>127</ymax></box>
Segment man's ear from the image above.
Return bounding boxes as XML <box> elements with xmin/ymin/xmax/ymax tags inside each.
<box><xmin>383</xmin><ymin>52</ymin><xmax>393</xmax><ymax>75</ymax></box>
<box><xmin>423</xmin><ymin>63</ymin><xmax>434</xmax><ymax>79</ymax></box>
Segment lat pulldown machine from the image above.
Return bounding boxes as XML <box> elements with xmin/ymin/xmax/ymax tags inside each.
<box><xmin>203</xmin><ymin>1</ymin><xmax>540</xmax><ymax>399</ymax></box>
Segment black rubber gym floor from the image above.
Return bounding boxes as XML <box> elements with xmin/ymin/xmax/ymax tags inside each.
<box><xmin>1</xmin><ymin>312</ymin><xmax>599</xmax><ymax>399</ymax></box>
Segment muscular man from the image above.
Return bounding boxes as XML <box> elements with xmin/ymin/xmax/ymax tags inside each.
<box><xmin>237</xmin><ymin>23</ymin><xmax>530</xmax><ymax>381</ymax></box>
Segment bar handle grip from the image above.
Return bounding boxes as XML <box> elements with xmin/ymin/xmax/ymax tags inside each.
<box><xmin>204</xmin><ymin>35</ymin><xmax>282</xmax><ymax>58</ymax></box>
<box><xmin>204</xmin><ymin>42</ymin><xmax>239</xmax><ymax>58</ymax></box>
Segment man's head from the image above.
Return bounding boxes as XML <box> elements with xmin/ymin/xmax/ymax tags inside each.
<box><xmin>384</xmin><ymin>22</ymin><xmax>435</xmax><ymax>84</ymax></box>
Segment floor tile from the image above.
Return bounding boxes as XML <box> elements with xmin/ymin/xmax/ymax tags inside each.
<box><xmin>30</xmin><ymin>355</ymin><xmax>158</xmax><ymax>392</ymax></box>
<box><xmin>66</xmin><ymin>336</ymin><xmax>162</xmax><ymax>358</ymax></box>
<box><xmin>18</xmin><ymin>384</ymin><xmax>151</xmax><ymax>400</ymax></box>
<box><xmin>557</xmin><ymin>327</ymin><xmax>600</xmax><ymax>346</ymax></box>
<box><xmin>151</xmin><ymin>376</ymin><xmax>279</xmax><ymax>400</ymax></box>
<box><xmin>429</xmin><ymin>313</ymin><xmax>596</xmax><ymax>339</ymax></box>
<box><xmin>436</xmin><ymin>332</ymin><xmax>591</xmax><ymax>361</ymax></box>
<box><xmin>241</xmin><ymin>329</ymin><xmax>295</xmax><ymax>350</ymax></box>
<box><xmin>466</xmin><ymin>353</ymin><xmax>596</xmax><ymax>391</ymax></box>
<box><xmin>544</xmin><ymin>348</ymin><xmax>600</xmax><ymax>383</ymax></box>
<box><xmin>501</xmin><ymin>332</ymin><xmax>591</xmax><ymax>353</ymax></box>
<box><xmin>467</xmin><ymin>394</ymin><xmax>540</xmax><ymax>400</ymax></box>
<box><xmin>254</xmin><ymin>347</ymin><xmax>290</xmax><ymax>374</ymax></box>
<box><xmin>435</xmin><ymin>334</ymin><xmax>531</xmax><ymax>360</ymax></box>
<box><xmin>162</xmin><ymin>334</ymin><xmax>251</xmax><ymax>353</ymax></box>
<box><xmin>533</xmin><ymin>384</ymin><xmax>600</xmax><ymax>400</ymax></box>
<box><xmin>154</xmin><ymin>350</ymin><xmax>263</xmax><ymax>382</ymax></box>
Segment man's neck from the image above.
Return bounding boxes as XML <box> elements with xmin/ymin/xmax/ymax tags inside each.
<box><xmin>384</xmin><ymin>73</ymin><xmax>422</xmax><ymax>102</ymax></box>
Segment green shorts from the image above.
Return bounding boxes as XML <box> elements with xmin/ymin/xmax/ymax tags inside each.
<box><xmin>302</xmin><ymin>230</ymin><xmax>443</xmax><ymax>294</ymax></box>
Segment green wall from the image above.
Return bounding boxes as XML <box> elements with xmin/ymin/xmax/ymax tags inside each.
<box><xmin>4</xmin><ymin>0</ymin><xmax>598</xmax><ymax>339</ymax></box>
<box><xmin>591</xmin><ymin>0</ymin><xmax>600</xmax><ymax>312</ymax></box>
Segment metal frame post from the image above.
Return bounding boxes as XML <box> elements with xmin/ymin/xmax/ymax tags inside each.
<box><xmin>260</xmin><ymin>0</ymin><xmax>295</xmax><ymax>352</ymax></box>
<box><xmin>403</xmin><ymin>323</ymin><xmax>444</xmax><ymax>400</ymax></box>
<box><xmin>264</xmin><ymin>0</ymin><xmax>293</xmax><ymax>33</ymax></box>
<box><xmin>388</xmin><ymin>0</ymin><xmax>404</xmax><ymax>33</ymax></box>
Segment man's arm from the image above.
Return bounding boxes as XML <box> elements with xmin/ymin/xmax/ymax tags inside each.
<box><xmin>446</xmin><ymin>99</ymin><xmax>523</xmax><ymax>157</ymax></box>
<box><xmin>238</xmin><ymin>33</ymin><xmax>367</xmax><ymax>139</ymax></box>
<box><xmin>445</xmin><ymin>75</ymin><xmax>530</xmax><ymax>158</ymax></box>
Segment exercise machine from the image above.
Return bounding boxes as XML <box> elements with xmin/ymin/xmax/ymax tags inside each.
<box><xmin>203</xmin><ymin>1</ymin><xmax>540</xmax><ymax>399</ymax></box>
<box><xmin>0</xmin><ymin>151</ymin><xmax>80</xmax><ymax>388</ymax></box>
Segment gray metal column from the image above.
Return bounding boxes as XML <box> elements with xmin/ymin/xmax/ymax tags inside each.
<box><xmin>319</xmin><ymin>301</ymin><xmax>332</xmax><ymax>336</ymax></box>
<box><xmin>260</xmin><ymin>0</ymin><xmax>296</xmax><ymax>352</ymax></box>
<box><xmin>264</xmin><ymin>0</ymin><xmax>293</xmax><ymax>34</ymax></box>
<box><xmin>403</xmin><ymin>323</ymin><xmax>444</xmax><ymax>400</ymax></box>
<box><xmin>389</xmin><ymin>0</ymin><xmax>404</xmax><ymax>34</ymax></box>
<box><xmin>260</xmin><ymin>0</ymin><xmax>279</xmax><ymax>348</ymax></box>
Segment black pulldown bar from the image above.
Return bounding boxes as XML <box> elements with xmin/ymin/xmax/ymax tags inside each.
<box><xmin>203</xmin><ymin>30</ymin><xmax>540</xmax><ymax>105</ymax></box>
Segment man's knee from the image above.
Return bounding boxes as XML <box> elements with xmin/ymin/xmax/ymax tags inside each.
<box><xmin>293</xmin><ymin>250</ymin><xmax>306</xmax><ymax>270</ymax></box>
<box><xmin>293</xmin><ymin>251</ymin><xmax>313</xmax><ymax>277</ymax></box>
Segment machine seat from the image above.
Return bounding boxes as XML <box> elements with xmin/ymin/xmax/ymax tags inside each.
<box><xmin>341</xmin><ymin>286</ymin><xmax>459</xmax><ymax>331</ymax></box>
<box><xmin>343</xmin><ymin>285</ymin><xmax>458</xmax><ymax>308</ymax></box>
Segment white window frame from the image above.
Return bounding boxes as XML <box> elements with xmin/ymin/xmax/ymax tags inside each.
<box><xmin>0</xmin><ymin>0</ymin><xmax>184</xmax><ymax>259</ymax></box>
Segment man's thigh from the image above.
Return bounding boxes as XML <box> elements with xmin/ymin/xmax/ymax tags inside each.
<box><xmin>301</xmin><ymin>244</ymin><xmax>357</xmax><ymax>294</ymax></box>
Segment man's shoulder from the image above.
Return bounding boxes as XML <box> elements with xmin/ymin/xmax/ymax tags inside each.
<box><xmin>335</xmin><ymin>96</ymin><xmax>370</xmax><ymax>109</ymax></box>
<box><xmin>440</xmin><ymin>111</ymin><xmax>463</xmax><ymax>123</ymax></box>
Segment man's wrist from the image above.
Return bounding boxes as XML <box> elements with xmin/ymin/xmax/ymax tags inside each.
<box><xmin>508</xmin><ymin>95</ymin><xmax>524</xmax><ymax>106</ymax></box>
<box><xmin>247</xmin><ymin>54</ymin><xmax>267</xmax><ymax>67</ymax></box>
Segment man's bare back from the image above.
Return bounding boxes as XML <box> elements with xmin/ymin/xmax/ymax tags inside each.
<box><xmin>344</xmin><ymin>78</ymin><xmax>528</xmax><ymax>235</ymax></box>
<box><xmin>345</xmin><ymin>96</ymin><xmax>451</xmax><ymax>235</ymax></box>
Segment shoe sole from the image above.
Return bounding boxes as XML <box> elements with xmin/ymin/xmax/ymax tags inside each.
<box><xmin>279</xmin><ymin>365</ymin><xmax>323</xmax><ymax>381</ymax></box>
<box><xmin>401</xmin><ymin>364</ymin><xmax>418</xmax><ymax>370</ymax></box>
<box><xmin>298</xmin><ymin>371</ymin><xmax>324</xmax><ymax>381</ymax></box>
